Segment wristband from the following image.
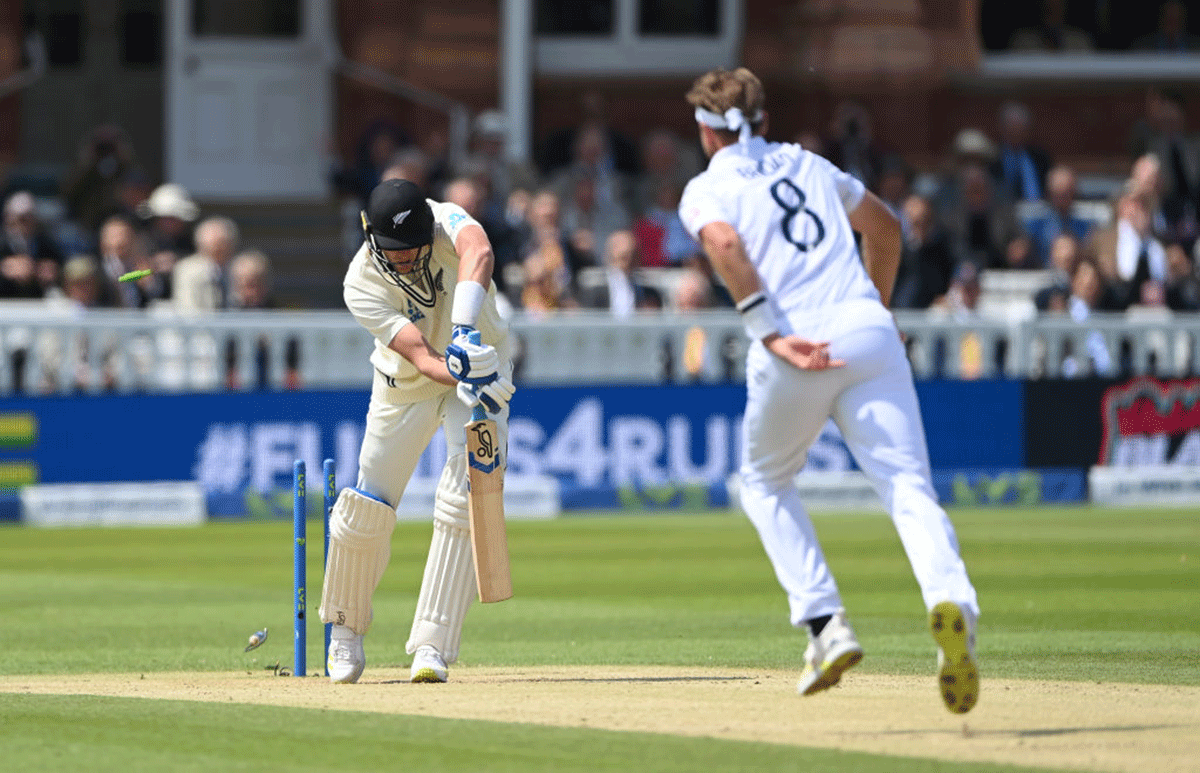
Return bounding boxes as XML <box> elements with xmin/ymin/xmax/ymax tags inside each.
<box><xmin>737</xmin><ymin>291</ymin><xmax>778</xmax><ymax>341</ymax></box>
<box><xmin>451</xmin><ymin>280</ymin><xmax>487</xmax><ymax>328</ymax></box>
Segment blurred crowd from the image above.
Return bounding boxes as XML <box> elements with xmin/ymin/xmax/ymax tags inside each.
<box><xmin>327</xmin><ymin>90</ymin><xmax>723</xmax><ymax>319</ymax></box>
<box><xmin>5</xmin><ymin>79</ymin><xmax>1200</xmax><ymax>333</ymax></box>
<box><xmin>0</xmin><ymin>124</ymin><xmax>277</xmax><ymax>315</ymax></box>
<box><xmin>322</xmin><ymin>84</ymin><xmax>1200</xmax><ymax>327</ymax></box>
<box><xmin>885</xmin><ymin>85</ymin><xmax>1200</xmax><ymax>321</ymax></box>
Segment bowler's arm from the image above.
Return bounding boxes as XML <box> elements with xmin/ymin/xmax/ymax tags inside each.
<box><xmin>698</xmin><ymin>221</ymin><xmax>840</xmax><ymax>370</ymax></box>
<box><xmin>847</xmin><ymin>190</ymin><xmax>902</xmax><ymax>308</ymax></box>
<box><xmin>697</xmin><ymin>221</ymin><xmax>767</xmax><ymax>313</ymax></box>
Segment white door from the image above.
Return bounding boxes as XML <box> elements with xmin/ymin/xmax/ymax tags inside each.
<box><xmin>167</xmin><ymin>0</ymin><xmax>333</xmax><ymax>199</ymax></box>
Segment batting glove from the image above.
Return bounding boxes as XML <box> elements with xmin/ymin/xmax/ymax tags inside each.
<box><xmin>457</xmin><ymin>376</ymin><xmax>515</xmax><ymax>414</ymax></box>
<box><xmin>445</xmin><ymin>331</ymin><xmax>499</xmax><ymax>385</ymax></box>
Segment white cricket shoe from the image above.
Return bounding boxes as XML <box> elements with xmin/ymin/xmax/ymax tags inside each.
<box><xmin>930</xmin><ymin>601</ymin><xmax>979</xmax><ymax>714</ymax></box>
<box><xmin>410</xmin><ymin>645</ymin><xmax>449</xmax><ymax>683</ymax></box>
<box><xmin>797</xmin><ymin>609</ymin><xmax>864</xmax><ymax>696</ymax></box>
<box><xmin>327</xmin><ymin>625</ymin><xmax>365</xmax><ymax>684</ymax></box>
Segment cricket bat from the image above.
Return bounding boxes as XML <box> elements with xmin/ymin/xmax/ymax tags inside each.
<box><xmin>465</xmin><ymin>333</ymin><xmax>513</xmax><ymax>602</ymax></box>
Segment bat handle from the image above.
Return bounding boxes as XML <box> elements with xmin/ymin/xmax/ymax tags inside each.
<box><xmin>467</xmin><ymin>328</ymin><xmax>487</xmax><ymax>422</ymax></box>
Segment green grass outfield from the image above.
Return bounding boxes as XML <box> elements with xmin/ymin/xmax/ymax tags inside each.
<box><xmin>1</xmin><ymin>505</ymin><xmax>1197</xmax><ymax>771</ymax></box>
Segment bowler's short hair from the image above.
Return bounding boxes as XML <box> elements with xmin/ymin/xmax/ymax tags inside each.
<box><xmin>686</xmin><ymin>68</ymin><xmax>766</xmax><ymax>139</ymax></box>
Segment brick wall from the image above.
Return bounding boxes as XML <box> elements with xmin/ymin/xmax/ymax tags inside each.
<box><xmin>0</xmin><ymin>1</ymin><xmax>22</xmax><ymax>173</ymax></box>
<box><xmin>335</xmin><ymin>0</ymin><xmax>501</xmax><ymax>159</ymax></box>
<box><xmin>333</xmin><ymin>0</ymin><xmax>1196</xmax><ymax>180</ymax></box>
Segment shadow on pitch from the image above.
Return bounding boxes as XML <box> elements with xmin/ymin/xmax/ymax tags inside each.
<box><xmin>371</xmin><ymin>676</ymin><xmax>758</xmax><ymax>685</ymax></box>
<box><xmin>494</xmin><ymin>676</ymin><xmax>760</xmax><ymax>684</ymax></box>
<box><xmin>851</xmin><ymin>723</ymin><xmax>1191</xmax><ymax>738</ymax></box>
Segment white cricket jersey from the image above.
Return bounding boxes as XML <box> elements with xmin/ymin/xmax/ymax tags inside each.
<box><xmin>679</xmin><ymin>137</ymin><xmax>878</xmax><ymax>330</ymax></box>
<box><xmin>343</xmin><ymin>200</ymin><xmax>508</xmax><ymax>404</ymax></box>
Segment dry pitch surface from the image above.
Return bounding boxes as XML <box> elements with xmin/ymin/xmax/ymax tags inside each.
<box><xmin>4</xmin><ymin>667</ymin><xmax>1198</xmax><ymax>773</ymax></box>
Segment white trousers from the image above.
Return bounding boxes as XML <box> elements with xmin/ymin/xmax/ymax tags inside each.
<box><xmin>356</xmin><ymin>369</ymin><xmax>510</xmax><ymax>661</ymax></box>
<box><xmin>356</xmin><ymin>373</ymin><xmax>511</xmax><ymax>509</ymax></box>
<box><xmin>739</xmin><ymin>298</ymin><xmax>978</xmax><ymax>627</ymax></box>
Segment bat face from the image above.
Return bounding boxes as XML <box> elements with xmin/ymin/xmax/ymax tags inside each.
<box><xmin>467</xmin><ymin>413</ymin><xmax>512</xmax><ymax>602</ymax></box>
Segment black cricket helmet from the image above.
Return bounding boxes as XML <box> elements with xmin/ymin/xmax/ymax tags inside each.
<box><xmin>362</xmin><ymin>178</ymin><xmax>435</xmax><ymax>285</ymax></box>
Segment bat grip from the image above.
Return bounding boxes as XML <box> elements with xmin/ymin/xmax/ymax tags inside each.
<box><xmin>467</xmin><ymin>329</ymin><xmax>486</xmax><ymax>422</ymax></box>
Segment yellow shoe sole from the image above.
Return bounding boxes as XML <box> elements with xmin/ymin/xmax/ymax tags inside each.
<box><xmin>930</xmin><ymin>601</ymin><xmax>979</xmax><ymax>714</ymax></box>
<box><xmin>411</xmin><ymin>668</ymin><xmax>447</xmax><ymax>683</ymax></box>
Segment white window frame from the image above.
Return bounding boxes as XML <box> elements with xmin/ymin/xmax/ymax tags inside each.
<box><xmin>535</xmin><ymin>0</ymin><xmax>741</xmax><ymax>76</ymax></box>
<box><xmin>980</xmin><ymin>52</ymin><xmax>1200</xmax><ymax>82</ymax></box>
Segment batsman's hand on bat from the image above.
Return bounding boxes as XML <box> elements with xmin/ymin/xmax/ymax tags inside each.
<box><xmin>765</xmin><ymin>333</ymin><xmax>845</xmax><ymax>371</ymax></box>
<box><xmin>457</xmin><ymin>376</ymin><xmax>516</xmax><ymax>414</ymax></box>
<box><xmin>445</xmin><ymin>325</ymin><xmax>499</xmax><ymax>385</ymax></box>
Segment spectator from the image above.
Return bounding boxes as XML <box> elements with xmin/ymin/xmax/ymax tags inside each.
<box><xmin>1091</xmin><ymin>190</ymin><xmax>1169</xmax><ymax>308</ymax></box>
<box><xmin>991</xmin><ymin>102</ymin><xmax>1053</xmax><ymax>202</ymax></box>
<box><xmin>418</xmin><ymin>128</ymin><xmax>452</xmax><ymax>197</ymax></box>
<box><xmin>37</xmin><ymin>256</ymin><xmax>114</xmax><ymax>393</ymax></box>
<box><xmin>381</xmin><ymin>147</ymin><xmax>432</xmax><ymax>192</ymax></box>
<box><xmin>537</xmin><ymin>90</ymin><xmax>641</xmax><ymax>179</ymax></box>
<box><xmin>1063</xmin><ymin>260</ymin><xmax>1115</xmax><ymax>377</ymax></box>
<box><xmin>1</xmin><ymin>191</ymin><xmax>64</xmax><ymax>298</ymax></box>
<box><xmin>60</xmin><ymin>255</ymin><xmax>103</xmax><ymax>309</ymax></box>
<box><xmin>1126</xmin><ymin>153</ymin><xmax>1193</xmax><ymax>247</ymax></box>
<box><xmin>443</xmin><ymin>176</ymin><xmax>519</xmax><ymax>293</ymax></box>
<box><xmin>673</xmin><ymin>269</ymin><xmax>715</xmax><ymax>311</ymax></box>
<box><xmin>928</xmin><ymin>128</ymin><xmax>998</xmax><ymax>219</ymax></box>
<box><xmin>228</xmin><ymin>249</ymin><xmax>275</xmax><ymax>310</ymax></box>
<box><xmin>173</xmin><ymin>216</ymin><xmax>239</xmax><ymax>312</ymax></box>
<box><xmin>632</xmin><ymin>129</ymin><xmax>698</xmax><ymax>215</ymax></box>
<box><xmin>1025</xmin><ymin>165</ymin><xmax>1094</xmax><ymax>265</ymax></box>
<box><xmin>136</xmin><ymin>183</ymin><xmax>198</xmax><ymax>257</ymax></box>
<box><xmin>1134</xmin><ymin>1</ymin><xmax>1200</xmax><ymax>52</ymax></box>
<box><xmin>96</xmin><ymin>214</ymin><xmax>158</xmax><ymax>308</ymax></box>
<box><xmin>1167</xmin><ymin>243</ymin><xmax>1200</xmax><ymax>310</ymax></box>
<box><xmin>552</xmin><ymin>122</ymin><xmax>635</xmax><ymax>218</ymax></box>
<box><xmin>940</xmin><ymin>163</ymin><xmax>1029</xmax><ymax>270</ymax></box>
<box><xmin>558</xmin><ymin>168</ymin><xmax>631</xmax><ymax>270</ymax></box>
<box><xmin>61</xmin><ymin>124</ymin><xmax>141</xmax><ymax>241</ymax></box>
<box><xmin>578</xmin><ymin>229</ymin><xmax>661</xmax><ymax>316</ymax></box>
<box><xmin>225</xmin><ymin>249</ymin><xmax>291</xmax><ymax>390</ymax></box>
<box><xmin>1141</xmin><ymin>91</ymin><xmax>1200</xmax><ymax>247</ymax></box>
<box><xmin>932</xmin><ymin>262</ymin><xmax>991</xmax><ymax>379</ymax></box>
<box><xmin>0</xmin><ymin>249</ymin><xmax>37</xmax><ymax>299</ymax></box>
<box><xmin>1035</xmin><ymin>234</ymin><xmax>1085</xmax><ymax>310</ymax></box>
<box><xmin>1010</xmin><ymin>0</ymin><xmax>1095</xmax><ymax>51</ymax></box>
<box><xmin>467</xmin><ymin>110</ymin><xmax>540</xmax><ymax>206</ymax></box>
<box><xmin>505</xmin><ymin>188</ymin><xmax>533</xmax><ymax>247</ymax></box>
<box><xmin>825</xmin><ymin>100</ymin><xmax>885</xmax><ymax>190</ymax></box>
<box><xmin>876</xmin><ymin>155</ymin><xmax>914</xmax><ymax>236</ymax></box>
<box><xmin>632</xmin><ymin>179</ymin><xmax>700</xmax><ymax>268</ymax></box>
<box><xmin>331</xmin><ymin>119</ymin><xmax>411</xmax><ymax>205</ymax></box>
<box><xmin>518</xmin><ymin>189</ymin><xmax>583</xmax><ymax>307</ymax></box>
<box><xmin>519</xmin><ymin>251</ymin><xmax>576</xmax><ymax>315</ymax></box>
<box><xmin>673</xmin><ymin>269</ymin><xmax>717</xmax><ymax>381</ymax></box>
<box><xmin>1129</xmin><ymin>88</ymin><xmax>1171</xmax><ymax>160</ymax></box>
<box><xmin>891</xmin><ymin>194</ymin><xmax>956</xmax><ymax>309</ymax></box>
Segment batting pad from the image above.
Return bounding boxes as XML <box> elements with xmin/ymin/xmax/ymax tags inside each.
<box><xmin>407</xmin><ymin>454</ymin><xmax>476</xmax><ymax>664</ymax></box>
<box><xmin>319</xmin><ymin>487</ymin><xmax>397</xmax><ymax>635</ymax></box>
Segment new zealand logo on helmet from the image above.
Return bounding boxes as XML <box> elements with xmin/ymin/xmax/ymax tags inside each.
<box><xmin>362</xmin><ymin>179</ymin><xmax>439</xmax><ymax>306</ymax></box>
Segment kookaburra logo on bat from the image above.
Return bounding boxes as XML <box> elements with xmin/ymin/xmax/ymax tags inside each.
<box><xmin>471</xmin><ymin>425</ymin><xmax>496</xmax><ymax>460</ymax></box>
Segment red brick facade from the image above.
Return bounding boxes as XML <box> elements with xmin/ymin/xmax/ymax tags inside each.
<box><xmin>0</xmin><ymin>2</ymin><xmax>22</xmax><ymax>173</ymax></box>
<box><xmin>332</xmin><ymin>0</ymin><xmax>1192</xmax><ymax>177</ymax></box>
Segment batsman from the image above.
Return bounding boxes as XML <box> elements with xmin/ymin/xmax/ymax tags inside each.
<box><xmin>319</xmin><ymin>177</ymin><xmax>515</xmax><ymax>684</ymax></box>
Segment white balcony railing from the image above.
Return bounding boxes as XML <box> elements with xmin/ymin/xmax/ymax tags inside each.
<box><xmin>2</xmin><ymin>303</ymin><xmax>1198</xmax><ymax>395</ymax></box>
